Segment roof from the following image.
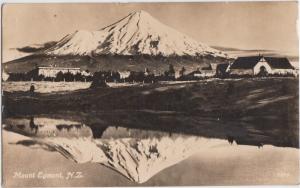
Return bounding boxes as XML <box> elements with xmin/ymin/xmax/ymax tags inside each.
<box><xmin>264</xmin><ymin>57</ymin><xmax>294</xmax><ymax>69</ymax></box>
<box><xmin>38</xmin><ymin>66</ymin><xmax>80</xmax><ymax>70</ymax></box>
<box><xmin>191</xmin><ymin>70</ymin><xmax>202</xmax><ymax>74</ymax></box>
<box><xmin>187</xmin><ymin>70</ymin><xmax>202</xmax><ymax>76</ymax></box>
<box><xmin>118</xmin><ymin>70</ymin><xmax>131</xmax><ymax>73</ymax></box>
<box><xmin>230</xmin><ymin>56</ymin><xmax>294</xmax><ymax>70</ymax></box>
<box><xmin>216</xmin><ymin>63</ymin><xmax>229</xmax><ymax>72</ymax></box>
<box><xmin>230</xmin><ymin>56</ymin><xmax>262</xmax><ymax>69</ymax></box>
<box><xmin>201</xmin><ymin>64</ymin><xmax>213</xmax><ymax>70</ymax></box>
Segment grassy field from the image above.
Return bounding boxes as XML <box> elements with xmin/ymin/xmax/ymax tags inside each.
<box><xmin>2</xmin><ymin>81</ymin><xmax>90</xmax><ymax>93</ymax></box>
<box><xmin>2</xmin><ymin>81</ymin><xmax>146</xmax><ymax>93</ymax></box>
<box><xmin>3</xmin><ymin>78</ymin><xmax>299</xmax><ymax>148</ymax></box>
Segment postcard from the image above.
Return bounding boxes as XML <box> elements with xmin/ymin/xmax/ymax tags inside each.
<box><xmin>2</xmin><ymin>2</ymin><xmax>299</xmax><ymax>187</ymax></box>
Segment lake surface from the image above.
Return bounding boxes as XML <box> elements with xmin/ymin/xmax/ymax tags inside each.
<box><xmin>2</xmin><ymin>115</ymin><xmax>299</xmax><ymax>186</ymax></box>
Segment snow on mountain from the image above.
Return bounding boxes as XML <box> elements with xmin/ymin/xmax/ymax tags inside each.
<box><xmin>5</xmin><ymin>121</ymin><xmax>228</xmax><ymax>183</ymax></box>
<box><xmin>44</xmin><ymin>30</ymin><xmax>106</xmax><ymax>56</ymax></box>
<box><xmin>44</xmin><ymin>10</ymin><xmax>228</xmax><ymax>58</ymax></box>
<box><xmin>36</xmin><ymin>134</ymin><xmax>221</xmax><ymax>183</ymax></box>
<box><xmin>5</xmin><ymin>118</ymin><xmax>232</xmax><ymax>184</ymax></box>
<box><xmin>14</xmin><ymin>126</ymin><xmax>226</xmax><ymax>183</ymax></box>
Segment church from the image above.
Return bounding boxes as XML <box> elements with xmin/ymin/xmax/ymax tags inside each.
<box><xmin>228</xmin><ymin>55</ymin><xmax>295</xmax><ymax>76</ymax></box>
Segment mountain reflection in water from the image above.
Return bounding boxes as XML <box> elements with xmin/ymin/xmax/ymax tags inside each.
<box><xmin>2</xmin><ymin>116</ymin><xmax>298</xmax><ymax>183</ymax></box>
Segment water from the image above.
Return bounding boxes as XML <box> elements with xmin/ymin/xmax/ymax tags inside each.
<box><xmin>2</xmin><ymin>115</ymin><xmax>299</xmax><ymax>186</ymax></box>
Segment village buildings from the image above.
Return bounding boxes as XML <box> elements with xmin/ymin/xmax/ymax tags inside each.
<box><xmin>184</xmin><ymin>63</ymin><xmax>226</xmax><ymax>79</ymax></box>
<box><xmin>37</xmin><ymin>66</ymin><xmax>81</xmax><ymax>77</ymax></box>
<box><xmin>185</xmin><ymin>69</ymin><xmax>202</xmax><ymax>80</ymax></box>
<box><xmin>3</xmin><ymin>55</ymin><xmax>297</xmax><ymax>82</ymax></box>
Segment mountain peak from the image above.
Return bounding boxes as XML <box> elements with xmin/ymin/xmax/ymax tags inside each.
<box><xmin>131</xmin><ymin>10</ymin><xmax>152</xmax><ymax>17</ymax></box>
<box><xmin>131</xmin><ymin>10</ymin><xmax>149</xmax><ymax>15</ymax></box>
<box><xmin>44</xmin><ymin>11</ymin><xmax>228</xmax><ymax>57</ymax></box>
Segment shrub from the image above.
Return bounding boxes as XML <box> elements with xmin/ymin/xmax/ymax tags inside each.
<box><xmin>90</xmin><ymin>79</ymin><xmax>108</xmax><ymax>89</ymax></box>
<box><xmin>90</xmin><ymin>72</ymin><xmax>109</xmax><ymax>89</ymax></box>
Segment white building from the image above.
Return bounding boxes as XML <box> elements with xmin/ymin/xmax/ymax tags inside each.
<box><xmin>2</xmin><ymin>70</ymin><xmax>9</xmax><ymax>81</ymax></box>
<box><xmin>118</xmin><ymin>70</ymin><xmax>131</xmax><ymax>79</ymax></box>
<box><xmin>228</xmin><ymin>56</ymin><xmax>295</xmax><ymax>76</ymax></box>
<box><xmin>81</xmin><ymin>70</ymin><xmax>92</xmax><ymax>77</ymax></box>
<box><xmin>38</xmin><ymin>67</ymin><xmax>81</xmax><ymax>77</ymax></box>
<box><xmin>200</xmin><ymin>64</ymin><xmax>215</xmax><ymax>77</ymax></box>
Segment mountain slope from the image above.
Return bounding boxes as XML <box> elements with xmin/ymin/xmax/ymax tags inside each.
<box><xmin>17</xmin><ymin>133</ymin><xmax>224</xmax><ymax>183</ymax></box>
<box><xmin>43</xmin><ymin>10</ymin><xmax>227</xmax><ymax>57</ymax></box>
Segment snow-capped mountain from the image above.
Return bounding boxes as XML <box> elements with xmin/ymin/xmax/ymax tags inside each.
<box><xmin>5</xmin><ymin>122</ymin><xmax>227</xmax><ymax>183</ymax></box>
<box><xmin>22</xmin><ymin>133</ymin><xmax>224</xmax><ymax>183</ymax></box>
<box><xmin>44</xmin><ymin>10</ymin><xmax>227</xmax><ymax>58</ymax></box>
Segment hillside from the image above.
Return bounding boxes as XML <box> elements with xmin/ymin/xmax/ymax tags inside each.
<box><xmin>3</xmin><ymin>54</ymin><xmax>230</xmax><ymax>74</ymax></box>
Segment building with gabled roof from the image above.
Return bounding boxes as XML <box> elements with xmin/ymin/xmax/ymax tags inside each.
<box><xmin>200</xmin><ymin>64</ymin><xmax>215</xmax><ymax>77</ymax></box>
<box><xmin>228</xmin><ymin>55</ymin><xmax>295</xmax><ymax>76</ymax></box>
<box><xmin>185</xmin><ymin>69</ymin><xmax>202</xmax><ymax>80</ymax></box>
<box><xmin>37</xmin><ymin>66</ymin><xmax>81</xmax><ymax>78</ymax></box>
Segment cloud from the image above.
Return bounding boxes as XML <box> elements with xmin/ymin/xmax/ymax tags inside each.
<box><xmin>17</xmin><ymin>41</ymin><xmax>57</xmax><ymax>53</ymax></box>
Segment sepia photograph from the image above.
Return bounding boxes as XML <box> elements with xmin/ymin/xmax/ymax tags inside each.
<box><xmin>1</xmin><ymin>2</ymin><xmax>299</xmax><ymax>187</ymax></box>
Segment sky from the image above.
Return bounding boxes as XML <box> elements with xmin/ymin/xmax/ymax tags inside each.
<box><xmin>2</xmin><ymin>2</ymin><xmax>299</xmax><ymax>61</ymax></box>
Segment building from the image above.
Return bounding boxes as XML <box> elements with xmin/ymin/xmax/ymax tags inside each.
<box><xmin>37</xmin><ymin>66</ymin><xmax>81</xmax><ymax>78</ymax></box>
<box><xmin>228</xmin><ymin>56</ymin><xmax>295</xmax><ymax>76</ymax></box>
<box><xmin>2</xmin><ymin>70</ymin><xmax>9</xmax><ymax>81</ymax></box>
<box><xmin>216</xmin><ymin>63</ymin><xmax>229</xmax><ymax>78</ymax></box>
<box><xmin>192</xmin><ymin>69</ymin><xmax>202</xmax><ymax>77</ymax></box>
<box><xmin>185</xmin><ymin>69</ymin><xmax>202</xmax><ymax>80</ymax></box>
<box><xmin>118</xmin><ymin>70</ymin><xmax>131</xmax><ymax>79</ymax></box>
<box><xmin>81</xmin><ymin>70</ymin><xmax>92</xmax><ymax>77</ymax></box>
<box><xmin>201</xmin><ymin>64</ymin><xmax>215</xmax><ymax>77</ymax></box>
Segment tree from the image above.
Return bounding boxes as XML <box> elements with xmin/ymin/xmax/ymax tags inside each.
<box><xmin>37</xmin><ymin>74</ymin><xmax>45</xmax><ymax>81</ymax></box>
<box><xmin>257</xmin><ymin>66</ymin><xmax>268</xmax><ymax>77</ymax></box>
<box><xmin>168</xmin><ymin>64</ymin><xmax>175</xmax><ymax>75</ymax></box>
<box><xmin>90</xmin><ymin>72</ymin><xmax>109</xmax><ymax>89</ymax></box>
<box><xmin>29</xmin><ymin>84</ymin><xmax>35</xmax><ymax>95</ymax></box>
<box><xmin>75</xmin><ymin>73</ymin><xmax>84</xmax><ymax>82</ymax></box>
<box><xmin>90</xmin><ymin>79</ymin><xmax>108</xmax><ymax>89</ymax></box>
<box><xmin>179</xmin><ymin>66</ymin><xmax>186</xmax><ymax>77</ymax></box>
<box><xmin>144</xmin><ymin>68</ymin><xmax>151</xmax><ymax>76</ymax></box>
<box><xmin>144</xmin><ymin>73</ymin><xmax>156</xmax><ymax>83</ymax></box>
<box><xmin>163</xmin><ymin>64</ymin><xmax>175</xmax><ymax>81</ymax></box>
<box><xmin>110</xmin><ymin>71</ymin><xmax>121</xmax><ymax>82</ymax></box>
<box><xmin>64</xmin><ymin>72</ymin><xmax>75</xmax><ymax>82</ymax></box>
<box><xmin>128</xmin><ymin>71</ymin><xmax>145</xmax><ymax>82</ymax></box>
<box><xmin>55</xmin><ymin>71</ymin><xmax>64</xmax><ymax>82</ymax></box>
